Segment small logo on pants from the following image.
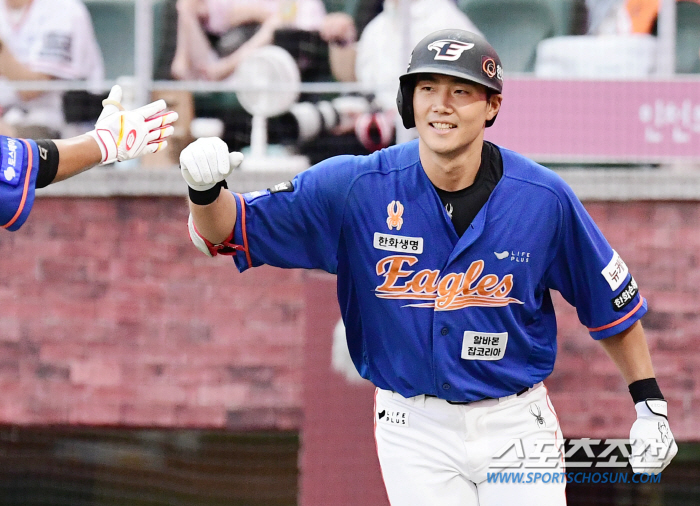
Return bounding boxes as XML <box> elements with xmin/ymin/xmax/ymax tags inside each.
<box><xmin>377</xmin><ymin>408</ymin><xmax>409</xmax><ymax>426</ymax></box>
<box><xmin>529</xmin><ymin>404</ymin><xmax>546</xmax><ymax>428</ymax></box>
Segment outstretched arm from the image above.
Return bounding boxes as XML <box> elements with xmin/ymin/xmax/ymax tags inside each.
<box><xmin>2</xmin><ymin>85</ymin><xmax>179</xmax><ymax>232</ymax></box>
<box><xmin>51</xmin><ymin>135</ymin><xmax>102</xmax><ymax>182</ymax></box>
<box><xmin>180</xmin><ymin>137</ymin><xmax>242</xmax><ymax>251</ymax></box>
<box><xmin>45</xmin><ymin>84</ymin><xmax>180</xmax><ymax>183</ymax></box>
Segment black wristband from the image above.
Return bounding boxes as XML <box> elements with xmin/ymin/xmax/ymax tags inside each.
<box><xmin>629</xmin><ymin>377</ymin><xmax>664</xmax><ymax>404</ymax></box>
<box><xmin>35</xmin><ymin>139</ymin><xmax>60</xmax><ymax>188</ymax></box>
<box><xmin>188</xmin><ymin>180</ymin><xmax>228</xmax><ymax>206</ymax></box>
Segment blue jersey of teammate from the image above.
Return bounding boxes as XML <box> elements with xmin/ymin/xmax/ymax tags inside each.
<box><xmin>0</xmin><ymin>136</ymin><xmax>40</xmax><ymax>232</ymax></box>
<box><xmin>227</xmin><ymin>140</ymin><xmax>646</xmax><ymax>402</ymax></box>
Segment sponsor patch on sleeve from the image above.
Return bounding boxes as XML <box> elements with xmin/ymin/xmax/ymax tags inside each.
<box><xmin>611</xmin><ymin>276</ymin><xmax>638</xmax><ymax>311</ymax></box>
<box><xmin>0</xmin><ymin>137</ymin><xmax>24</xmax><ymax>187</ymax></box>
<box><xmin>461</xmin><ymin>331</ymin><xmax>508</xmax><ymax>361</ymax></box>
<box><xmin>268</xmin><ymin>181</ymin><xmax>294</xmax><ymax>193</ymax></box>
<box><xmin>243</xmin><ymin>189</ymin><xmax>270</xmax><ymax>203</ymax></box>
<box><xmin>601</xmin><ymin>250</ymin><xmax>629</xmax><ymax>291</ymax></box>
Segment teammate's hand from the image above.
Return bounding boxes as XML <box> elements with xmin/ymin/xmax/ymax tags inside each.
<box><xmin>87</xmin><ymin>85</ymin><xmax>178</xmax><ymax>166</ymax></box>
<box><xmin>629</xmin><ymin>399</ymin><xmax>678</xmax><ymax>474</ymax></box>
<box><xmin>180</xmin><ymin>137</ymin><xmax>244</xmax><ymax>191</ymax></box>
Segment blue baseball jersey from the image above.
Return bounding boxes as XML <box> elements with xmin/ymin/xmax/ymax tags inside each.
<box><xmin>229</xmin><ymin>140</ymin><xmax>646</xmax><ymax>401</ymax></box>
<box><xmin>0</xmin><ymin>136</ymin><xmax>39</xmax><ymax>232</ymax></box>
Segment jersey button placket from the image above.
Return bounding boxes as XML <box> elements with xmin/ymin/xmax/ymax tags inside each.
<box><xmin>436</xmin><ymin>326</ymin><xmax>451</xmax><ymax>393</ymax></box>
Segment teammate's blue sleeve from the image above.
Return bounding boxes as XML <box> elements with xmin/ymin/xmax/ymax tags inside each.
<box><xmin>230</xmin><ymin>155</ymin><xmax>360</xmax><ymax>274</ymax></box>
<box><xmin>544</xmin><ymin>181</ymin><xmax>646</xmax><ymax>340</ymax></box>
<box><xmin>0</xmin><ymin>137</ymin><xmax>39</xmax><ymax>232</ymax></box>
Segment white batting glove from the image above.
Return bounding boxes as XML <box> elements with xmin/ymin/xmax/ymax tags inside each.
<box><xmin>180</xmin><ymin>137</ymin><xmax>244</xmax><ymax>191</ymax></box>
<box><xmin>629</xmin><ymin>399</ymin><xmax>678</xmax><ymax>474</ymax></box>
<box><xmin>87</xmin><ymin>85</ymin><xmax>178</xmax><ymax>165</ymax></box>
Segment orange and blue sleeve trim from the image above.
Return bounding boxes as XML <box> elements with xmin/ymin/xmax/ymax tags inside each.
<box><xmin>588</xmin><ymin>296</ymin><xmax>647</xmax><ymax>340</ymax></box>
<box><xmin>1</xmin><ymin>139</ymin><xmax>36</xmax><ymax>232</ymax></box>
<box><xmin>232</xmin><ymin>192</ymin><xmax>253</xmax><ymax>271</ymax></box>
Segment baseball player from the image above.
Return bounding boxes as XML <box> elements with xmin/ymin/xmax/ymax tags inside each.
<box><xmin>180</xmin><ymin>29</ymin><xmax>676</xmax><ymax>505</ymax></box>
<box><xmin>1</xmin><ymin>85</ymin><xmax>178</xmax><ymax>231</ymax></box>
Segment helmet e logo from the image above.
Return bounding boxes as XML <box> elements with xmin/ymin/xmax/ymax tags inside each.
<box><xmin>427</xmin><ymin>40</ymin><xmax>475</xmax><ymax>61</ymax></box>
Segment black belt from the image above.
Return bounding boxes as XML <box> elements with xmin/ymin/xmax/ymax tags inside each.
<box><xmin>426</xmin><ymin>386</ymin><xmax>530</xmax><ymax>405</ymax></box>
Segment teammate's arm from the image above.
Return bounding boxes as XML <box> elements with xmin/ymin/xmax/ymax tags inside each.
<box><xmin>2</xmin><ymin>85</ymin><xmax>178</xmax><ymax>232</ymax></box>
<box><xmin>50</xmin><ymin>135</ymin><xmax>102</xmax><ymax>183</ymax></box>
<box><xmin>43</xmin><ymin>85</ymin><xmax>180</xmax><ymax>184</ymax></box>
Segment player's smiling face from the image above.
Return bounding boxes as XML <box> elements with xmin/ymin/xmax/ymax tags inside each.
<box><xmin>412</xmin><ymin>74</ymin><xmax>501</xmax><ymax>157</ymax></box>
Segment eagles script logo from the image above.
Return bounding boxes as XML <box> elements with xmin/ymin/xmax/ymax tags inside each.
<box><xmin>427</xmin><ymin>40</ymin><xmax>475</xmax><ymax>61</ymax></box>
<box><xmin>375</xmin><ymin>256</ymin><xmax>524</xmax><ymax>311</ymax></box>
<box><xmin>387</xmin><ymin>201</ymin><xmax>404</xmax><ymax>230</ymax></box>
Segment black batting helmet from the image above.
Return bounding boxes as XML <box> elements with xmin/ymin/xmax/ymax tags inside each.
<box><xmin>396</xmin><ymin>29</ymin><xmax>503</xmax><ymax>129</ymax></box>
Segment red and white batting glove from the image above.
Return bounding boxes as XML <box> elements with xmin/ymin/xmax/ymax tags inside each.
<box><xmin>629</xmin><ymin>399</ymin><xmax>678</xmax><ymax>474</ymax></box>
<box><xmin>87</xmin><ymin>85</ymin><xmax>178</xmax><ymax>165</ymax></box>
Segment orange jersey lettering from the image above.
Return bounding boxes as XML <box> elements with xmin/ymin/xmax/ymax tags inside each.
<box><xmin>375</xmin><ymin>255</ymin><xmax>523</xmax><ymax>311</ymax></box>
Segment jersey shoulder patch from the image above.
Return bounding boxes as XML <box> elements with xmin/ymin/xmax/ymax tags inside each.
<box><xmin>0</xmin><ymin>137</ymin><xmax>25</xmax><ymax>188</ymax></box>
<box><xmin>268</xmin><ymin>181</ymin><xmax>294</xmax><ymax>193</ymax></box>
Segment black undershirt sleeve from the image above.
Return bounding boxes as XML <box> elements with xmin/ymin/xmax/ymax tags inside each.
<box><xmin>34</xmin><ymin>139</ymin><xmax>60</xmax><ymax>189</ymax></box>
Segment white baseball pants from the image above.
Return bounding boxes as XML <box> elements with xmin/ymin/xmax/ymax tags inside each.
<box><xmin>374</xmin><ymin>382</ymin><xmax>567</xmax><ymax>506</ymax></box>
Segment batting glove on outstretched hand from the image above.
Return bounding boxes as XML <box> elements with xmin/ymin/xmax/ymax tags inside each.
<box><xmin>87</xmin><ymin>85</ymin><xmax>178</xmax><ymax>165</ymax></box>
<box><xmin>180</xmin><ymin>137</ymin><xmax>244</xmax><ymax>191</ymax></box>
<box><xmin>629</xmin><ymin>399</ymin><xmax>678</xmax><ymax>474</ymax></box>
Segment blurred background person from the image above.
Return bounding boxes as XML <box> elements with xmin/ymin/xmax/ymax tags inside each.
<box><xmin>171</xmin><ymin>0</ymin><xmax>326</xmax><ymax>82</ymax></box>
<box><xmin>319</xmin><ymin>0</ymin><xmax>383</xmax><ymax>82</ymax></box>
<box><xmin>355</xmin><ymin>0</ymin><xmax>480</xmax><ymax>114</ymax></box>
<box><xmin>225</xmin><ymin>0</ymin><xmax>483</xmax><ymax>165</ymax></box>
<box><xmin>585</xmin><ymin>0</ymin><xmax>634</xmax><ymax>34</ymax></box>
<box><xmin>155</xmin><ymin>0</ymin><xmax>479</xmax><ymax>166</ymax></box>
<box><xmin>305</xmin><ymin>0</ymin><xmax>481</xmax><ymax>159</ymax></box>
<box><xmin>0</xmin><ymin>0</ymin><xmax>104</xmax><ymax>139</ymax></box>
<box><xmin>146</xmin><ymin>0</ymin><xmax>327</xmax><ymax>167</ymax></box>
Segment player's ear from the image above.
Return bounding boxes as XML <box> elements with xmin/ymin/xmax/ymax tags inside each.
<box><xmin>486</xmin><ymin>93</ymin><xmax>502</xmax><ymax>122</ymax></box>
